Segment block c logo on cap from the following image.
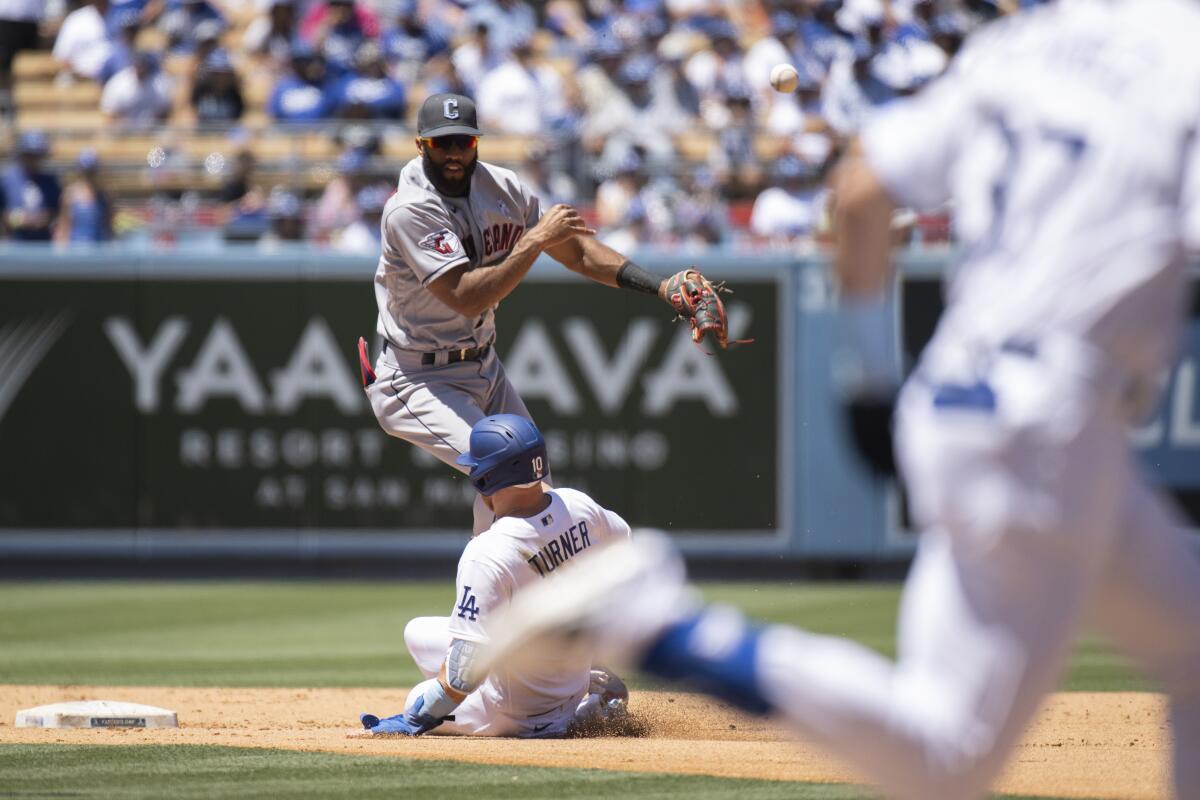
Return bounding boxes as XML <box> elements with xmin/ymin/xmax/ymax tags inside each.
<box><xmin>443</xmin><ymin>98</ymin><xmax>459</xmax><ymax>120</ymax></box>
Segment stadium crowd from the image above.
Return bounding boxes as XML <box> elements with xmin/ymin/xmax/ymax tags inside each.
<box><xmin>0</xmin><ymin>0</ymin><xmax>1044</xmax><ymax>250</ymax></box>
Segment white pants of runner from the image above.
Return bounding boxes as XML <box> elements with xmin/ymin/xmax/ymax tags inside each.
<box><xmin>756</xmin><ymin>339</ymin><xmax>1200</xmax><ymax>799</ymax></box>
<box><xmin>367</xmin><ymin>345</ymin><xmax>535</xmax><ymax>535</ymax></box>
<box><xmin>403</xmin><ymin>616</ymin><xmax>608</xmax><ymax>738</ymax></box>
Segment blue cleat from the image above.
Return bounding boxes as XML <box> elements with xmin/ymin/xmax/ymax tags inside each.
<box><xmin>359</xmin><ymin>713</ymin><xmax>381</xmax><ymax>730</ymax></box>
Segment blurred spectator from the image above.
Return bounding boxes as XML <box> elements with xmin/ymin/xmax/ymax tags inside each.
<box><xmin>259</xmin><ymin>187</ymin><xmax>307</xmax><ymax>250</ymax></box>
<box><xmin>313</xmin><ymin>146</ymin><xmax>372</xmax><ymax>240</ymax></box>
<box><xmin>655</xmin><ymin>32</ymin><xmax>702</xmax><ymax>119</ymax></box>
<box><xmin>801</xmin><ymin>0</ymin><xmax>855</xmax><ymax>71</ymax></box>
<box><xmin>380</xmin><ymin>0</ymin><xmax>450</xmax><ymax>85</ymax></box>
<box><xmin>300</xmin><ymin>0</ymin><xmax>379</xmax><ymax>78</ymax></box>
<box><xmin>332</xmin><ymin>183</ymin><xmax>388</xmax><ymax>254</ymax></box>
<box><xmin>684</xmin><ymin>19</ymin><xmax>746</xmax><ymax>106</ymax></box>
<box><xmin>100</xmin><ymin>50</ymin><xmax>173</xmax><ymax>125</ymax></box>
<box><xmin>108</xmin><ymin>0</ymin><xmax>162</xmax><ymax>28</ymax></box>
<box><xmin>335</xmin><ymin>122</ymin><xmax>382</xmax><ymax>156</ymax></box>
<box><xmin>268</xmin><ymin>48</ymin><xmax>334</xmax><ymax>121</ymax></box>
<box><xmin>243</xmin><ymin>0</ymin><xmax>298</xmax><ymax>74</ymax></box>
<box><xmin>220</xmin><ymin>148</ymin><xmax>268</xmax><ymax>243</ymax></box>
<box><xmin>189</xmin><ymin>18</ymin><xmax>225</xmax><ymax>66</ymax></box>
<box><xmin>673</xmin><ymin>166</ymin><xmax>727</xmax><ymax>248</ymax></box>
<box><xmin>159</xmin><ymin>0</ymin><xmax>224</xmax><ymax>54</ymax></box>
<box><xmin>476</xmin><ymin>35</ymin><xmax>568</xmax><ymax>135</ymax></box>
<box><xmin>452</xmin><ymin>22</ymin><xmax>502</xmax><ymax>94</ymax></box>
<box><xmin>0</xmin><ymin>0</ymin><xmax>42</xmax><ymax>117</ymax></box>
<box><xmin>743</xmin><ymin>11</ymin><xmax>794</xmax><ymax>95</ymax></box>
<box><xmin>595</xmin><ymin>148</ymin><xmax>646</xmax><ymax>230</ymax></box>
<box><xmin>1</xmin><ymin>131</ymin><xmax>62</xmax><ymax>242</ymax></box>
<box><xmin>595</xmin><ymin>54</ymin><xmax>688</xmax><ymax>171</ymax></box>
<box><xmin>54</xmin><ymin>149</ymin><xmax>113</xmax><ymax>245</ymax></box>
<box><xmin>599</xmin><ymin>193</ymin><xmax>650</xmax><ymax>255</ymax></box>
<box><xmin>749</xmin><ymin>154</ymin><xmax>828</xmax><ymax>244</ymax></box>
<box><xmin>98</xmin><ymin>10</ymin><xmax>141</xmax><ymax>83</ymax></box>
<box><xmin>575</xmin><ymin>37</ymin><xmax>628</xmax><ymax>152</ymax></box>
<box><xmin>189</xmin><ymin>49</ymin><xmax>244</xmax><ymax>123</ymax></box>
<box><xmin>889</xmin><ymin>0</ymin><xmax>937</xmax><ymax>43</ymax></box>
<box><xmin>331</xmin><ymin>41</ymin><xmax>406</xmax><ymax>120</ymax></box>
<box><xmin>709</xmin><ymin>87</ymin><xmax>761</xmax><ymax>201</ymax></box>
<box><xmin>53</xmin><ymin>0</ymin><xmax>117</xmax><ymax>82</ymax></box>
<box><xmin>467</xmin><ymin>0</ymin><xmax>536</xmax><ymax>55</ymax></box>
<box><xmin>930</xmin><ymin>12</ymin><xmax>968</xmax><ymax>59</ymax></box>
<box><xmin>542</xmin><ymin>0</ymin><xmax>592</xmax><ymax>52</ymax></box>
<box><xmin>516</xmin><ymin>141</ymin><xmax>577</xmax><ymax>208</ymax></box>
<box><xmin>820</xmin><ymin>39</ymin><xmax>894</xmax><ymax>135</ymax></box>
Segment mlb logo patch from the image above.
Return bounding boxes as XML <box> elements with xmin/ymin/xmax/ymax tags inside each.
<box><xmin>540</xmin><ymin>514</ymin><xmax>553</xmax><ymax>527</ymax></box>
<box><xmin>418</xmin><ymin>228</ymin><xmax>461</xmax><ymax>256</ymax></box>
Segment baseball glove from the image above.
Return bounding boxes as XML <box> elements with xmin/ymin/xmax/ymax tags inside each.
<box><xmin>663</xmin><ymin>268</ymin><xmax>750</xmax><ymax>351</ymax></box>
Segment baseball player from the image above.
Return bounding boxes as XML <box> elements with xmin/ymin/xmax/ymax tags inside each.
<box><xmin>361</xmin><ymin>92</ymin><xmax>732</xmax><ymax>536</ymax></box>
<box><xmin>481</xmin><ymin>2</ymin><xmax>1200</xmax><ymax>797</ymax></box>
<box><xmin>359</xmin><ymin>414</ymin><xmax>632</xmax><ymax>738</ymax></box>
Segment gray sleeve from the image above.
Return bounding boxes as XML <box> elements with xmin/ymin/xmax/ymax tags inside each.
<box><xmin>520</xmin><ymin>178</ymin><xmax>542</xmax><ymax>228</ymax></box>
<box><xmin>382</xmin><ymin>200</ymin><xmax>470</xmax><ymax>286</ymax></box>
<box><xmin>445</xmin><ymin>638</ymin><xmax>486</xmax><ymax>693</ymax></box>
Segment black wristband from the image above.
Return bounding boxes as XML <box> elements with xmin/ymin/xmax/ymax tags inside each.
<box><xmin>616</xmin><ymin>260</ymin><xmax>662</xmax><ymax>296</ymax></box>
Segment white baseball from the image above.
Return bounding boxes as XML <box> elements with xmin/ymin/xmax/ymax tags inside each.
<box><xmin>770</xmin><ymin>63</ymin><xmax>800</xmax><ymax>93</ymax></box>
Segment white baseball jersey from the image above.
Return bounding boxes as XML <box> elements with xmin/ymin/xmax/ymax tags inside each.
<box><xmin>374</xmin><ymin>157</ymin><xmax>542</xmax><ymax>352</ymax></box>
<box><xmin>862</xmin><ymin>0</ymin><xmax>1200</xmax><ymax>391</ymax></box>
<box><xmin>735</xmin><ymin>4</ymin><xmax>1200</xmax><ymax>797</ymax></box>
<box><xmin>447</xmin><ymin>488</ymin><xmax>631</xmax><ymax>723</ymax></box>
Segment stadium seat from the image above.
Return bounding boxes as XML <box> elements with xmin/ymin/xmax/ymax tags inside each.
<box><xmin>12</xmin><ymin>51</ymin><xmax>57</xmax><ymax>80</ymax></box>
<box><xmin>13</xmin><ymin>80</ymin><xmax>101</xmax><ymax>108</ymax></box>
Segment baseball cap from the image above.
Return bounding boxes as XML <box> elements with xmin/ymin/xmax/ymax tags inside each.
<box><xmin>17</xmin><ymin>130</ymin><xmax>49</xmax><ymax>155</ymax></box>
<box><xmin>417</xmin><ymin>93</ymin><xmax>482</xmax><ymax>138</ymax></box>
<box><xmin>356</xmin><ymin>185</ymin><xmax>389</xmax><ymax>213</ymax></box>
<box><xmin>78</xmin><ymin>148</ymin><xmax>100</xmax><ymax>170</ymax></box>
<box><xmin>337</xmin><ymin>147</ymin><xmax>368</xmax><ymax>173</ymax></box>
<box><xmin>201</xmin><ymin>49</ymin><xmax>234</xmax><ymax>73</ymax></box>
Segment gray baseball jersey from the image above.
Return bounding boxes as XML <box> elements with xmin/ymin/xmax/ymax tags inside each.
<box><xmin>366</xmin><ymin>156</ymin><xmax>545</xmax><ymax>535</ymax></box>
<box><xmin>374</xmin><ymin>157</ymin><xmax>542</xmax><ymax>351</ymax></box>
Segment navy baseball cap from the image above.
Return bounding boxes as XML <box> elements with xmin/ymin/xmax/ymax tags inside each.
<box><xmin>17</xmin><ymin>130</ymin><xmax>48</xmax><ymax>155</ymax></box>
<box><xmin>417</xmin><ymin>93</ymin><xmax>482</xmax><ymax>138</ymax></box>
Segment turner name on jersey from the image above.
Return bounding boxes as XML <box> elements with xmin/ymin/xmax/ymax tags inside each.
<box><xmin>526</xmin><ymin>519</ymin><xmax>592</xmax><ymax>577</ymax></box>
<box><xmin>446</xmin><ymin>488</ymin><xmax>631</xmax><ymax>644</ymax></box>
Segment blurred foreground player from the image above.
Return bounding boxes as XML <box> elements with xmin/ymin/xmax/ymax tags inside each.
<box><xmin>482</xmin><ymin>2</ymin><xmax>1200</xmax><ymax>796</ymax></box>
<box><xmin>359</xmin><ymin>414</ymin><xmax>631</xmax><ymax>738</ymax></box>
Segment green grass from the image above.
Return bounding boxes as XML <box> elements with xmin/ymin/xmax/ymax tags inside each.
<box><xmin>0</xmin><ymin>581</ymin><xmax>1141</xmax><ymax>690</ymax></box>
<box><xmin>0</xmin><ymin>745</ymin><xmax>1090</xmax><ymax>800</ymax></box>
<box><xmin>0</xmin><ymin>583</ymin><xmax>1137</xmax><ymax>799</ymax></box>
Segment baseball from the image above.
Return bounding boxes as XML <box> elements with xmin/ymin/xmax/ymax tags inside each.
<box><xmin>770</xmin><ymin>63</ymin><xmax>800</xmax><ymax>93</ymax></box>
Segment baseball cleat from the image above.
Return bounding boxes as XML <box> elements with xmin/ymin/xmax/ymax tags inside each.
<box><xmin>359</xmin><ymin>713</ymin><xmax>380</xmax><ymax>730</ymax></box>
<box><xmin>481</xmin><ymin>533</ymin><xmax>698</xmax><ymax>676</ymax></box>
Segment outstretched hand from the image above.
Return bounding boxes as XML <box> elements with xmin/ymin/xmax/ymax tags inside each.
<box><xmin>530</xmin><ymin>204</ymin><xmax>596</xmax><ymax>250</ymax></box>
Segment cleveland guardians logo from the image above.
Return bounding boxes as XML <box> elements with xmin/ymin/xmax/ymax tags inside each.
<box><xmin>443</xmin><ymin>98</ymin><xmax>459</xmax><ymax>119</ymax></box>
<box><xmin>418</xmin><ymin>229</ymin><xmax>461</xmax><ymax>256</ymax></box>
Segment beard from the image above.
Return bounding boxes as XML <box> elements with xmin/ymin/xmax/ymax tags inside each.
<box><xmin>422</xmin><ymin>154</ymin><xmax>477</xmax><ymax>197</ymax></box>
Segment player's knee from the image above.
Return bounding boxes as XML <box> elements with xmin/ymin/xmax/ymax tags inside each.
<box><xmin>403</xmin><ymin>617</ymin><xmax>442</xmax><ymax>660</ymax></box>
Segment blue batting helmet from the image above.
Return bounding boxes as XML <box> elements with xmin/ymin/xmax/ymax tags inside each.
<box><xmin>456</xmin><ymin>414</ymin><xmax>548</xmax><ymax>496</ymax></box>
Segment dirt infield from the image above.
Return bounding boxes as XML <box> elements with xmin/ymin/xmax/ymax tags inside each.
<box><xmin>0</xmin><ymin>685</ymin><xmax>1170</xmax><ymax>799</ymax></box>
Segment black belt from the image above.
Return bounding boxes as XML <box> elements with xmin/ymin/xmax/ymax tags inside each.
<box><xmin>421</xmin><ymin>342</ymin><xmax>491</xmax><ymax>366</ymax></box>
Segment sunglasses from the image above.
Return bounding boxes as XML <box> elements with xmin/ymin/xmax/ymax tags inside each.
<box><xmin>421</xmin><ymin>135</ymin><xmax>479</xmax><ymax>152</ymax></box>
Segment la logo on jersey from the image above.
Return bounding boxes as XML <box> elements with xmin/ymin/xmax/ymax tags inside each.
<box><xmin>443</xmin><ymin>99</ymin><xmax>459</xmax><ymax>119</ymax></box>
<box><xmin>456</xmin><ymin>585</ymin><xmax>480</xmax><ymax>621</ymax></box>
<box><xmin>419</xmin><ymin>228</ymin><xmax>461</xmax><ymax>256</ymax></box>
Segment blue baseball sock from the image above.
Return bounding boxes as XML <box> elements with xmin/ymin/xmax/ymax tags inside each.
<box><xmin>638</xmin><ymin>606</ymin><xmax>772</xmax><ymax>715</ymax></box>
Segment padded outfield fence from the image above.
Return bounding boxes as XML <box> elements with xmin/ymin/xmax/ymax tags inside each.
<box><xmin>0</xmin><ymin>246</ymin><xmax>1196</xmax><ymax>566</ymax></box>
